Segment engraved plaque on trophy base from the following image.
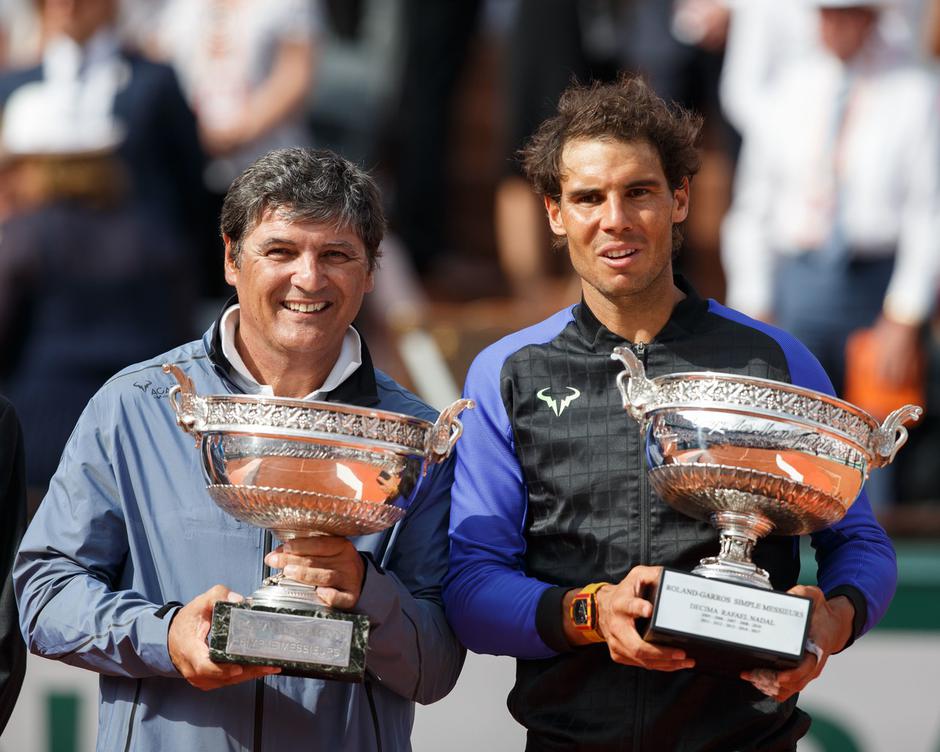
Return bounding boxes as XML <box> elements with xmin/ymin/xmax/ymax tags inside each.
<box><xmin>209</xmin><ymin>601</ymin><xmax>370</xmax><ymax>682</ymax></box>
<box><xmin>640</xmin><ymin>569</ymin><xmax>812</xmax><ymax>672</ymax></box>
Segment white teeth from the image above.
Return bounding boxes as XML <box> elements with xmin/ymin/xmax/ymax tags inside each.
<box><xmin>605</xmin><ymin>249</ymin><xmax>637</xmax><ymax>259</ymax></box>
<box><xmin>284</xmin><ymin>301</ymin><xmax>328</xmax><ymax>313</ymax></box>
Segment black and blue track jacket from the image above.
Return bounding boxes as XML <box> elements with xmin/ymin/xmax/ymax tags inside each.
<box><xmin>443</xmin><ymin>279</ymin><xmax>896</xmax><ymax>751</ymax></box>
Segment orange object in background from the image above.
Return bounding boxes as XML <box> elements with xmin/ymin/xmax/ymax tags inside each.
<box><xmin>843</xmin><ymin>327</ymin><xmax>926</xmax><ymax>421</ymax></box>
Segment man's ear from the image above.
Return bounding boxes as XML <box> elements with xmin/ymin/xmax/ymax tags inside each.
<box><xmin>672</xmin><ymin>177</ymin><xmax>690</xmax><ymax>224</ymax></box>
<box><xmin>223</xmin><ymin>234</ymin><xmax>238</xmax><ymax>287</ymax></box>
<box><xmin>544</xmin><ymin>195</ymin><xmax>566</xmax><ymax>239</ymax></box>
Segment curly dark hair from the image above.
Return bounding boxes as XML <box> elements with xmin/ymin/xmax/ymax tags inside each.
<box><xmin>520</xmin><ymin>75</ymin><xmax>703</xmax><ymax>251</ymax></box>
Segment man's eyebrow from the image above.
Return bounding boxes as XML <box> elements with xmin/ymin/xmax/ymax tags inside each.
<box><xmin>257</xmin><ymin>237</ymin><xmax>359</xmax><ymax>250</ymax></box>
<box><xmin>258</xmin><ymin>236</ymin><xmax>298</xmax><ymax>248</ymax></box>
<box><xmin>565</xmin><ymin>177</ymin><xmax>663</xmax><ymax>199</ymax></box>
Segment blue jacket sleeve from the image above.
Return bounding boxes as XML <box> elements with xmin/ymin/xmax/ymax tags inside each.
<box><xmin>443</xmin><ymin>349</ymin><xmax>557</xmax><ymax>660</ymax></box>
<box><xmin>745</xmin><ymin>312</ymin><xmax>899</xmax><ymax>639</ymax></box>
<box><xmin>353</xmin><ymin>454</ymin><xmax>465</xmax><ymax>704</ymax></box>
<box><xmin>13</xmin><ymin>395</ymin><xmax>179</xmax><ymax>678</ymax></box>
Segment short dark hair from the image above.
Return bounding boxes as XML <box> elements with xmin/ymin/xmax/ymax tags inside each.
<box><xmin>520</xmin><ymin>75</ymin><xmax>703</xmax><ymax>251</ymax></box>
<box><xmin>220</xmin><ymin>147</ymin><xmax>385</xmax><ymax>270</ymax></box>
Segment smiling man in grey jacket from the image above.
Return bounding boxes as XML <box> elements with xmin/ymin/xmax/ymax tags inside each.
<box><xmin>13</xmin><ymin>147</ymin><xmax>463</xmax><ymax>751</ymax></box>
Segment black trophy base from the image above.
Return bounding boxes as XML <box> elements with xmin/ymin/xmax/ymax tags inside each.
<box><xmin>209</xmin><ymin>601</ymin><xmax>370</xmax><ymax>682</ymax></box>
<box><xmin>639</xmin><ymin>568</ymin><xmax>813</xmax><ymax>673</ymax></box>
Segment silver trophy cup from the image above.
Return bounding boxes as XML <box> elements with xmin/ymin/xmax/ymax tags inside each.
<box><xmin>610</xmin><ymin>346</ymin><xmax>920</xmax><ymax>669</ymax></box>
<box><xmin>164</xmin><ymin>363</ymin><xmax>473</xmax><ymax>681</ymax></box>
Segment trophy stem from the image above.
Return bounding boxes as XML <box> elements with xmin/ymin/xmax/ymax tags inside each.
<box><xmin>250</xmin><ymin>573</ymin><xmax>327</xmax><ymax>609</ymax></box>
<box><xmin>692</xmin><ymin>511</ymin><xmax>775</xmax><ymax>590</ymax></box>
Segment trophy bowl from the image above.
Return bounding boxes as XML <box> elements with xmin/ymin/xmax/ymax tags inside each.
<box><xmin>611</xmin><ymin>346</ymin><xmax>920</xmax><ymax>589</ymax></box>
<box><xmin>162</xmin><ymin>363</ymin><xmax>473</xmax><ymax>680</ymax></box>
<box><xmin>609</xmin><ymin>346</ymin><xmax>920</xmax><ymax>669</ymax></box>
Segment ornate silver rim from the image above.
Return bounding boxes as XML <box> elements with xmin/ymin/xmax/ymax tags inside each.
<box><xmin>200</xmin><ymin>397</ymin><xmax>432</xmax><ymax>452</ymax></box>
<box><xmin>644</xmin><ymin>373</ymin><xmax>879</xmax><ymax>453</ymax></box>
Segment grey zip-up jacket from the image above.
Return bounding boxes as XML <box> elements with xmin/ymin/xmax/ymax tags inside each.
<box><xmin>14</xmin><ymin>318</ymin><xmax>464</xmax><ymax>751</ymax></box>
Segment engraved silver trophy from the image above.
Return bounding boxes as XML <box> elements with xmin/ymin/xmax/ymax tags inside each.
<box><xmin>611</xmin><ymin>346</ymin><xmax>920</xmax><ymax>669</ymax></box>
<box><xmin>163</xmin><ymin>364</ymin><xmax>473</xmax><ymax>681</ymax></box>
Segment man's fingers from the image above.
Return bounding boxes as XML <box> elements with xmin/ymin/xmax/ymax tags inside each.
<box><xmin>191</xmin><ymin>662</ymin><xmax>281</xmax><ymax>691</ymax></box>
<box><xmin>202</xmin><ymin>584</ymin><xmax>235</xmax><ymax>605</ymax></box>
<box><xmin>276</xmin><ymin>536</ymin><xmax>350</xmax><ymax>557</ymax></box>
<box><xmin>743</xmin><ymin>651</ymin><xmax>824</xmax><ymax>701</ymax></box>
<box><xmin>624</xmin><ymin>565</ymin><xmax>664</xmax><ymax>590</ymax></box>
<box><xmin>786</xmin><ymin>584</ymin><xmax>824</xmax><ymax>605</ymax></box>
<box><xmin>622</xmin><ymin>596</ymin><xmax>653</xmax><ymax>620</ymax></box>
<box><xmin>607</xmin><ymin>632</ymin><xmax>693</xmax><ymax>671</ymax></box>
<box><xmin>280</xmin><ymin>564</ymin><xmax>340</xmax><ymax>587</ymax></box>
<box><xmin>776</xmin><ymin>653</ymin><xmax>820</xmax><ymax>686</ymax></box>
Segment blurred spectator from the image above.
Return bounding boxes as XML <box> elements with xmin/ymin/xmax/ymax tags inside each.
<box><xmin>722</xmin><ymin>0</ymin><xmax>940</xmax><ymax>396</ymax></box>
<box><xmin>618</xmin><ymin>0</ymin><xmax>729</xmax><ymax>111</ymax></box>
<box><xmin>721</xmin><ymin>0</ymin><xmax>940</xmax><ymax>506</ymax></box>
<box><xmin>495</xmin><ymin>0</ymin><xmax>617</xmax><ymax>302</ymax></box>
<box><xmin>154</xmin><ymin>0</ymin><xmax>318</xmax><ymax>192</ymax></box>
<box><xmin>0</xmin><ymin>79</ymin><xmax>194</xmax><ymax>503</ymax></box>
<box><xmin>392</xmin><ymin>0</ymin><xmax>483</xmax><ymax>276</ymax></box>
<box><xmin>307</xmin><ymin>0</ymin><xmax>405</xmax><ymax>168</ymax></box>
<box><xmin>0</xmin><ymin>0</ymin><xmax>209</xmax><ymax>288</ymax></box>
<box><xmin>719</xmin><ymin>0</ymin><xmax>817</xmax><ymax>141</ymax></box>
<box><xmin>0</xmin><ymin>395</ymin><xmax>26</xmax><ymax>735</ymax></box>
<box><xmin>152</xmin><ymin>0</ymin><xmax>317</xmax><ymax>297</ymax></box>
<box><xmin>616</xmin><ymin>0</ymin><xmax>736</xmax><ymax>302</ymax></box>
<box><xmin>0</xmin><ymin>0</ymin><xmax>41</xmax><ymax>69</ymax></box>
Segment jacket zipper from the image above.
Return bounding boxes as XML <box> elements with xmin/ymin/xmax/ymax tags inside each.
<box><xmin>631</xmin><ymin>340</ymin><xmax>650</xmax><ymax>751</ymax></box>
<box><xmin>122</xmin><ymin>680</ymin><xmax>142</xmax><ymax>752</ymax></box>
<box><xmin>631</xmin><ymin>339</ymin><xmax>650</xmax><ymax>567</ymax></box>
<box><xmin>365</xmin><ymin>681</ymin><xmax>383</xmax><ymax>752</ymax></box>
<box><xmin>632</xmin><ymin>341</ymin><xmax>647</xmax><ymax>364</ymax></box>
<box><xmin>253</xmin><ymin>529</ymin><xmax>273</xmax><ymax>751</ymax></box>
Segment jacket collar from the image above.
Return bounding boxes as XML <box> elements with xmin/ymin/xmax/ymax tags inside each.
<box><xmin>573</xmin><ymin>274</ymin><xmax>709</xmax><ymax>350</ymax></box>
<box><xmin>204</xmin><ymin>295</ymin><xmax>380</xmax><ymax>407</ymax></box>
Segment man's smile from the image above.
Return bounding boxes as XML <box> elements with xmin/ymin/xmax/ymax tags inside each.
<box><xmin>282</xmin><ymin>301</ymin><xmax>331</xmax><ymax>313</ymax></box>
<box><xmin>600</xmin><ymin>246</ymin><xmax>639</xmax><ymax>260</ymax></box>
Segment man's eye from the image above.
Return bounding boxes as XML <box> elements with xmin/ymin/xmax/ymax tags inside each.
<box><xmin>575</xmin><ymin>194</ymin><xmax>602</xmax><ymax>205</ymax></box>
<box><xmin>323</xmin><ymin>250</ymin><xmax>351</xmax><ymax>262</ymax></box>
<box><xmin>628</xmin><ymin>188</ymin><xmax>650</xmax><ymax>198</ymax></box>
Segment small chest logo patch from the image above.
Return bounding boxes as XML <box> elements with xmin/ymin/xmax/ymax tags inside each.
<box><xmin>536</xmin><ymin>387</ymin><xmax>581</xmax><ymax>416</ymax></box>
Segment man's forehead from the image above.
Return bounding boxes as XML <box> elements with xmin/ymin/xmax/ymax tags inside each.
<box><xmin>558</xmin><ymin>137</ymin><xmax>666</xmax><ymax>186</ymax></box>
<box><xmin>249</xmin><ymin>206</ymin><xmax>363</xmax><ymax>246</ymax></box>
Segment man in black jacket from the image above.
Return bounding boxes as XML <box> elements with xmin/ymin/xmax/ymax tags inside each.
<box><xmin>0</xmin><ymin>395</ymin><xmax>26</xmax><ymax>732</ymax></box>
<box><xmin>443</xmin><ymin>76</ymin><xmax>897</xmax><ymax>751</ymax></box>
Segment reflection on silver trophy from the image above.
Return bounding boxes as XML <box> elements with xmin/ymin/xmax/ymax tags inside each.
<box><xmin>164</xmin><ymin>363</ymin><xmax>473</xmax><ymax>681</ymax></box>
<box><xmin>611</xmin><ymin>346</ymin><xmax>920</xmax><ymax>669</ymax></box>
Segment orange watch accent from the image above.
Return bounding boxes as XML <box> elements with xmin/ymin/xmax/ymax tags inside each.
<box><xmin>570</xmin><ymin>582</ymin><xmax>610</xmax><ymax>643</ymax></box>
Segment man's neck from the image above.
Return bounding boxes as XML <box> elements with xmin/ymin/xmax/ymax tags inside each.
<box><xmin>583</xmin><ymin>273</ymin><xmax>685</xmax><ymax>344</ymax></box>
<box><xmin>233</xmin><ymin>328</ymin><xmax>335</xmax><ymax>399</ymax></box>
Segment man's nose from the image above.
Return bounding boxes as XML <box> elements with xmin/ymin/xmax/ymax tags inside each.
<box><xmin>600</xmin><ymin>196</ymin><xmax>632</xmax><ymax>233</ymax></box>
<box><xmin>291</xmin><ymin>255</ymin><xmax>327</xmax><ymax>291</ymax></box>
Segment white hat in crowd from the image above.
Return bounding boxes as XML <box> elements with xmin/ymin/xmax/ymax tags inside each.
<box><xmin>0</xmin><ymin>79</ymin><xmax>124</xmax><ymax>159</ymax></box>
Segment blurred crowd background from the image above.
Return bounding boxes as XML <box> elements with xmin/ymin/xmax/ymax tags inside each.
<box><xmin>1</xmin><ymin>0</ymin><xmax>940</xmax><ymax>530</ymax></box>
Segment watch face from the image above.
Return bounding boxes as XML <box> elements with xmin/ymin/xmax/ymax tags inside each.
<box><xmin>572</xmin><ymin>597</ymin><xmax>591</xmax><ymax>627</ymax></box>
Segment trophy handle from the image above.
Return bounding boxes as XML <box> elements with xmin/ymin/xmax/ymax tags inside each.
<box><xmin>871</xmin><ymin>404</ymin><xmax>923</xmax><ymax>467</ymax></box>
<box><xmin>426</xmin><ymin>398</ymin><xmax>476</xmax><ymax>467</ymax></box>
<box><xmin>162</xmin><ymin>363</ymin><xmax>206</xmax><ymax>442</ymax></box>
<box><xmin>611</xmin><ymin>346</ymin><xmax>657</xmax><ymax>422</ymax></box>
